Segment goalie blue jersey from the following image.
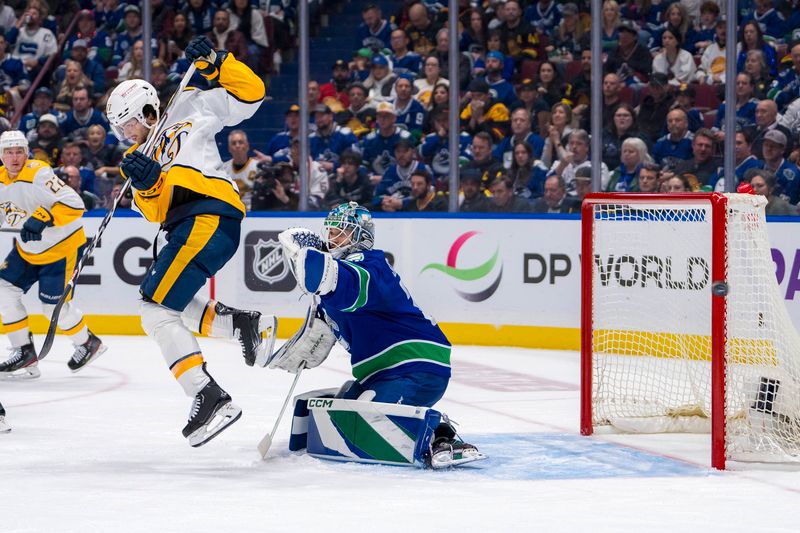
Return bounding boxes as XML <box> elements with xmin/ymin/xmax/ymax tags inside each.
<box><xmin>319</xmin><ymin>249</ymin><xmax>451</xmax><ymax>386</ymax></box>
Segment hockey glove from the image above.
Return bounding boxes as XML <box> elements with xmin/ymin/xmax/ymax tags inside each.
<box><xmin>185</xmin><ymin>36</ymin><xmax>226</xmax><ymax>80</ymax></box>
<box><xmin>20</xmin><ymin>207</ymin><xmax>53</xmax><ymax>243</ymax></box>
<box><xmin>121</xmin><ymin>151</ymin><xmax>162</xmax><ymax>190</ymax></box>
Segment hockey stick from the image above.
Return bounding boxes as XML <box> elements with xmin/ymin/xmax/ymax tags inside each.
<box><xmin>37</xmin><ymin>64</ymin><xmax>197</xmax><ymax>360</ymax></box>
<box><xmin>258</xmin><ymin>362</ymin><xmax>305</xmax><ymax>459</ymax></box>
<box><xmin>0</xmin><ymin>228</ymin><xmax>20</xmax><ymax>233</ymax></box>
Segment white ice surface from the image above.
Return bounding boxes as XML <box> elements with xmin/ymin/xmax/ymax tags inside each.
<box><xmin>1</xmin><ymin>336</ymin><xmax>799</xmax><ymax>533</ymax></box>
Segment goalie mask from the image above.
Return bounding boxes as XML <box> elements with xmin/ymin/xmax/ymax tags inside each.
<box><xmin>106</xmin><ymin>79</ymin><xmax>160</xmax><ymax>141</ymax></box>
<box><xmin>322</xmin><ymin>202</ymin><xmax>375</xmax><ymax>258</ymax></box>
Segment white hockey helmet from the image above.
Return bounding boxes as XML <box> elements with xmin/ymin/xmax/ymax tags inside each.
<box><xmin>0</xmin><ymin>130</ymin><xmax>28</xmax><ymax>153</ymax></box>
<box><xmin>106</xmin><ymin>79</ymin><xmax>160</xmax><ymax>140</ymax></box>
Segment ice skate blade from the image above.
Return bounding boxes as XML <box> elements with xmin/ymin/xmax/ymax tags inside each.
<box><xmin>430</xmin><ymin>450</ymin><xmax>488</xmax><ymax>469</ymax></box>
<box><xmin>254</xmin><ymin>315</ymin><xmax>278</xmax><ymax>368</ymax></box>
<box><xmin>0</xmin><ymin>416</ymin><xmax>10</xmax><ymax>433</ymax></box>
<box><xmin>0</xmin><ymin>365</ymin><xmax>41</xmax><ymax>380</ymax></box>
<box><xmin>186</xmin><ymin>402</ymin><xmax>242</xmax><ymax>447</ymax></box>
<box><xmin>70</xmin><ymin>344</ymin><xmax>108</xmax><ymax>373</ymax></box>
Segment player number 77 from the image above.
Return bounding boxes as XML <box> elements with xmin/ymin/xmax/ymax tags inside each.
<box><xmin>36</xmin><ymin>63</ymin><xmax>197</xmax><ymax>360</ymax></box>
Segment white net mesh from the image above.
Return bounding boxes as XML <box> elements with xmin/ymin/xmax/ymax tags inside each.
<box><xmin>589</xmin><ymin>194</ymin><xmax>800</xmax><ymax>463</ymax></box>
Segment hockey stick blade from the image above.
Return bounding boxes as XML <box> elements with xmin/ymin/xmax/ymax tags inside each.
<box><xmin>258</xmin><ymin>363</ymin><xmax>305</xmax><ymax>459</ymax></box>
<box><xmin>37</xmin><ymin>64</ymin><xmax>197</xmax><ymax>360</ymax></box>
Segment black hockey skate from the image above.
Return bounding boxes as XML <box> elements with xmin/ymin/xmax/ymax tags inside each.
<box><xmin>0</xmin><ymin>334</ymin><xmax>39</xmax><ymax>380</ymax></box>
<box><xmin>217</xmin><ymin>303</ymin><xmax>277</xmax><ymax>367</ymax></box>
<box><xmin>182</xmin><ymin>374</ymin><xmax>242</xmax><ymax>447</ymax></box>
<box><xmin>68</xmin><ymin>331</ymin><xmax>107</xmax><ymax>372</ymax></box>
<box><xmin>426</xmin><ymin>419</ymin><xmax>487</xmax><ymax>469</ymax></box>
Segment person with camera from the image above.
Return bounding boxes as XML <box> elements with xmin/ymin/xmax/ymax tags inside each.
<box><xmin>250</xmin><ymin>161</ymin><xmax>299</xmax><ymax>211</ymax></box>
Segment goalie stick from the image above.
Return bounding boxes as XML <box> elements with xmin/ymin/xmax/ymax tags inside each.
<box><xmin>37</xmin><ymin>63</ymin><xmax>198</xmax><ymax>360</ymax></box>
<box><xmin>258</xmin><ymin>362</ymin><xmax>305</xmax><ymax>459</ymax></box>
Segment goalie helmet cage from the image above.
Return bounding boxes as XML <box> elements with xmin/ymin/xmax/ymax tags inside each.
<box><xmin>580</xmin><ymin>192</ymin><xmax>800</xmax><ymax>470</ymax></box>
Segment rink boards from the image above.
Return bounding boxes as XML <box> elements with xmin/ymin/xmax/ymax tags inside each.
<box><xmin>4</xmin><ymin>211</ymin><xmax>800</xmax><ymax>350</ymax></box>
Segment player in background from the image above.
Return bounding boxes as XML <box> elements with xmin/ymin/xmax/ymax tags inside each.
<box><xmin>274</xmin><ymin>202</ymin><xmax>483</xmax><ymax>467</ymax></box>
<box><xmin>106</xmin><ymin>36</ymin><xmax>276</xmax><ymax>447</ymax></box>
<box><xmin>0</xmin><ymin>130</ymin><xmax>105</xmax><ymax>379</ymax></box>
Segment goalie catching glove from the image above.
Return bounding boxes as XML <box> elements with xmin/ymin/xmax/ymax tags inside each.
<box><xmin>279</xmin><ymin>228</ymin><xmax>337</xmax><ymax>295</ymax></box>
<box><xmin>267</xmin><ymin>302</ymin><xmax>336</xmax><ymax>373</ymax></box>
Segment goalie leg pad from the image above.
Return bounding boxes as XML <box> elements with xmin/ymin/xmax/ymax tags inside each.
<box><xmin>305</xmin><ymin>398</ymin><xmax>442</xmax><ymax>467</ymax></box>
<box><xmin>0</xmin><ymin>279</ymin><xmax>29</xmax><ymax>347</ymax></box>
<box><xmin>267</xmin><ymin>305</ymin><xmax>336</xmax><ymax>372</ymax></box>
<box><xmin>288</xmin><ymin>387</ymin><xmax>339</xmax><ymax>451</ymax></box>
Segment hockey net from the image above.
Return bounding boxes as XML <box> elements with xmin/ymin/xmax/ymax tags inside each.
<box><xmin>581</xmin><ymin>193</ymin><xmax>800</xmax><ymax>469</ymax></box>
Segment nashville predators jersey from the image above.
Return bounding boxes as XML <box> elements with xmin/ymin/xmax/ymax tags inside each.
<box><xmin>0</xmin><ymin>159</ymin><xmax>86</xmax><ymax>264</ymax></box>
<box><xmin>130</xmin><ymin>53</ymin><xmax>265</xmax><ymax>227</ymax></box>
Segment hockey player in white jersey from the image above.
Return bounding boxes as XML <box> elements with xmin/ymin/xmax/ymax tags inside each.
<box><xmin>0</xmin><ymin>130</ymin><xmax>105</xmax><ymax>379</ymax></box>
<box><xmin>106</xmin><ymin>36</ymin><xmax>276</xmax><ymax>447</ymax></box>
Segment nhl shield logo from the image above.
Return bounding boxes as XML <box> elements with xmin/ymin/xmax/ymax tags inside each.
<box><xmin>244</xmin><ymin>231</ymin><xmax>297</xmax><ymax>291</ymax></box>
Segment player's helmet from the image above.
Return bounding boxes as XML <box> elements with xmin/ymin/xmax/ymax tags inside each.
<box><xmin>322</xmin><ymin>202</ymin><xmax>375</xmax><ymax>258</ymax></box>
<box><xmin>106</xmin><ymin>79</ymin><xmax>160</xmax><ymax>141</ymax></box>
<box><xmin>0</xmin><ymin>130</ymin><xmax>28</xmax><ymax>153</ymax></box>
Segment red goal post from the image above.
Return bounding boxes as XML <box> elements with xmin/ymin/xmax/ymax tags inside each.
<box><xmin>580</xmin><ymin>193</ymin><xmax>800</xmax><ymax>470</ymax></box>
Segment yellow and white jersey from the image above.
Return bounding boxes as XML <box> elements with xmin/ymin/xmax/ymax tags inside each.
<box><xmin>0</xmin><ymin>159</ymin><xmax>86</xmax><ymax>264</ymax></box>
<box><xmin>131</xmin><ymin>53</ymin><xmax>265</xmax><ymax>226</ymax></box>
<box><xmin>222</xmin><ymin>156</ymin><xmax>259</xmax><ymax>207</ymax></box>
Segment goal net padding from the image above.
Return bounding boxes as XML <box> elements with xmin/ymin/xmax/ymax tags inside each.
<box><xmin>580</xmin><ymin>193</ymin><xmax>800</xmax><ymax>469</ymax></box>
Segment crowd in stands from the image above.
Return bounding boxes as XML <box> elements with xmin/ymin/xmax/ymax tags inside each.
<box><xmin>5</xmin><ymin>0</ymin><xmax>800</xmax><ymax>216</ymax></box>
<box><xmin>245</xmin><ymin>0</ymin><xmax>800</xmax><ymax>215</ymax></box>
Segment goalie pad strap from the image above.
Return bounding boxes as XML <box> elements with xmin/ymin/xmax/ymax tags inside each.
<box><xmin>267</xmin><ymin>305</ymin><xmax>337</xmax><ymax>372</ymax></box>
<box><xmin>298</xmin><ymin>248</ymin><xmax>338</xmax><ymax>295</ymax></box>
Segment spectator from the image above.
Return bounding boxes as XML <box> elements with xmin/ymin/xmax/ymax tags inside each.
<box><xmin>744</xmin><ymin>0</ymin><xmax>785</xmax><ymax>39</ymax></box>
<box><xmin>750</xmin><ymin>99</ymin><xmax>793</xmax><ymax>159</ymax></box>
<box><xmin>571</xmin><ymin>49</ymin><xmax>593</xmax><ymax>107</ymax></box>
<box><xmin>85</xmin><ymin>124</ymin><xmax>122</xmax><ymax>187</ymax></box>
<box><xmin>653</xmin><ymin>108</ymin><xmax>694</xmax><ymax>169</ymax></box>
<box><xmin>672</xmin><ymin>128</ymin><xmax>722</xmax><ymax>189</ymax></box>
<box><xmin>68</xmin><ymin>9</ymin><xmax>112</xmax><ymax>67</ymax></box>
<box><xmin>459</xmin><ymin>170</ymin><xmax>490</xmax><ymax>212</ymax></box>
<box><xmin>112</xmin><ymin>5</ymin><xmax>146</xmax><ymax>66</ymax></box>
<box><xmin>186</xmin><ymin>0</ymin><xmax>215</xmax><ymax>37</ymax></box>
<box><xmin>6</xmin><ymin>1</ymin><xmax>56</xmax><ymax>73</ymax></box>
<box><xmin>571</xmin><ymin>166</ymin><xmax>593</xmax><ymax>207</ymax></box>
<box><xmin>602</xmin><ymin>102</ymin><xmax>648</xmax><ymax>170</ymax></box>
<box><xmin>746</xmin><ymin>168</ymin><xmax>796</xmax><ymax>215</ymax></box>
<box><xmin>95</xmin><ymin>0</ymin><xmax>125</xmax><ymax>34</ymax></box>
<box><xmin>364</xmin><ymin>54</ymin><xmax>397</xmax><ymax>103</ymax></box>
<box><xmin>490</xmin><ymin>174</ymin><xmax>532</xmax><ymax>213</ymax></box>
<box><xmin>655</xmin><ymin>2</ymin><xmax>696</xmax><ymax>53</ymax></box>
<box><xmin>308</xmin><ymin>103</ymin><xmax>359</xmax><ymax>175</ymax></box>
<box><xmin>431</xmin><ymin>28</ymin><xmax>471</xmax><ymax>91</ymax></box>
<box><xmin>508</xmin><ymin>140</ymin><xmax>548</xmax><ymax>200</ymax></box>
<box><xmin>550</xmin><ymin>129</ymin><xmax>610</xmax><ymax>194</ymax></box>
<box><xmin>482</xmin><ymin>30</ymin><xmax>517</xmax><ymax>81</ymax></box>
<box><xmin>414</xmin><ymin>55</ymin><xmax>448</xmax><ymax>109</ymax></box>
<box><xmin>494</xmin><ymin>106</ymin><xmax>545</xmax><ymax>167</ymax></box>
<box><xmin>760</xmin><ymin>129</ymin><xmax>800</xmax><ymax>204</ymax></box>
<box><xmin>549</xmin><ymin>3</ymin><xmax>585</xmax><ymax>60</ymax></box>
<box><xmin>744</xmin><ymin>49</ymin><xmax>773</xmax><ymax>99</ymax></box>
<box><xmin>600</xmin><ymin>0</ymin><xmax>621</xmax><ymax>51</ymax></box>
<box><xmin>159</xmin><ymin>11</ymin><xmax>193</xmax><ymax>66</ymax></box>
<box><xmin>652</xmin><ymin>28</ymin><xmax>696</xmax><ymax>86</ymax></box>
<box><xmin>206</xmin><ymin>9</ymin><xmax>248</xmax><ymax>63</ymax></box>
<box><xmin>605</xmin><ymin>21</ymin><xmax>652</xmax><ymax>85</ymax></box>
<box><xmin>637</xmin><ymin>161</ymin><xmax>661</xmax><ymax>192</ymax></box>
<box><xmin>672</xmin><ymin>84</ymin><xmax>704</xmax><ymax>132</ymax></box>
<box><xmin>419</xmin><ymin>106</ymin><xmax>472</xmax><ymax>184</ymax></box>
<box><xmin>710</xmin><ymin>129</ymin><xmax>763</xmax><ymax>189</ymax></box>
<box><xmin>53</xmin><ymin>60</ymin><xmax>90</xmax><ymax>112</ymax></box>
<box><xmin>117</xmin><ymin>39</ymin><xmax>145</xmax><ymax>82</ymax></box>
<box><xmin>150</xmin><ymin>60</ymin><xmax>176</xmax><ymax>103</ymax></box>
<box><xmin>251</xmin><ymin>162</ymin><xmax>299</xmax><ymax>212</ymax></box>
<box><xmin>361</xmin><ymin>101</ymin><xmax>414</xmax><ymax>176</ymax></box>
<box><xmin>355</xmin><ymin>4</ymin><xmax>394</xmax><ymax>52</ymax></box>
<box><xmin>459</xmin><ymin>8</ymin><xmax>487</xmax><ymax>53</ymax></box>
<box><xmin>61</xmin><ymin>87</ymin><xmax>109</xmax><ymax>143</ymax></box>
<box><xmin>768</xmin><ymin>41</ymin><xmax>800</xmax><ymax>112</ymax></box>
<box><xmin>229</xmin><ymin>0</ymin><xmax>270</xmax><ymax>72</ymax></box>
<box><xmin>537</xmin><ymin>61</ymin><xmax>574</xmax><ymax>110</ymax></box>
<box><xmin>19</xmin><ymin>86</ymin><xmax>61</xmax><ymax>140</ymax></box>
<box><xmin>0</xmin><ymin>33</ymin><xmax>29</xmax><ymax>117</ymax></box>
<box><xmin>426</xmin><ymin>81</ymin><xmax>450</xmax><ymax>114</ymax></box>
<box><xmin>515</xmin><ymin>78</ymin><xmax>550</xmax><ymax>129</ymax></box>
<box><xmin>714</xmin><ymin>73</ymin><xmax>759</xmax><ymax>140</ymax></box>
<box><xmin>394</xmin><ymin>75</ymin><xmax>426</xmax><ymax>141</ymax></box>
<box><xmin>531</xmin><ymin>175</ymin><xmax>574</xmax><ymax>213</ymax></box>
<box><xmin>308</xmin><ymin>80</ymin><xmax>321</xmax><ymax>105</ymax></box>
<box><xmin>60</xmin><ymin>38</ymin><xmax>104</xmax><ymax>99</ymax></box>
<box><xmin>482</xmin><ymin>51</ymin><xmax>516</xmax><ymax>106</ymax></box>
<box><xmin>525</xmin><ymin>0</ymin><xmax>561</xmax><ymax>35</ymax></box>
<box><xmin>320</xmin><ymin>59</ymin><xmax>353</xmax><ymax>112</ymax></box>
<box><xmin>541</xmin><ymin>102</ymin><xmax>575</xmax><ymax>166</ymax></box>
<box><xmin>404</xmin><ymin>169</ymin><xmax>447</xmax><ymax>212</ymax></box>
<box><xmin>288</xmin><ymin>139</ymin><xmax>329</xmax><ymax>209</ymax></box>
<box><xmin>662</xmin><ymin>173</ymin><xmax>691</xmax><ymax>192</ymax></box>
<box><xmin>497</xmin><ymin>0</ymin><xmax>542</xmax><ymax>62</ymax></box>
<box><xmin>689</xmin><ymin>1</ymin><xmax>721</xmax><ymax>54</ymax></box>
<box><xmin>390</xmin><ymin>28</ymin><xmax>422</xmax><ymax>75</ymax></box>
<box><xmin>325</xmin><ymin>149</ymin><xmax>374</xmax><ymax>208</ymax></box>
<box><xmin>57</xmin><ymin>141</ymin><xmax>96</xmax><ymax>194</ymax></box>
<box><xmin>637</xmin><ymin>73</ymin><xmax>675</xmax><ymax>144</ymax></box>
<box><xmin>61</xmin><ymin>165</ymin><xmax>99</xmax><ymax>210</ymax></box>
<box><xmin>696</xmin><ymin>19</ymin><xmax>727</xmax><ymax>85</ymax></box>
<box><xmin>29</xmin><ymin>113</ymin><xmax>62</xmax><ymax>166</ymax></box>
<box><xmin>460</xmin><ymin>78</ymin><xmax>510</xmax><ymax>142</ymax></box>
<box><xmin>110</xmin><ymin>179</ymin><xmax>133</xmax><ymax>210</ymax></box>
<box><xmin>265</xmin><ymin>105</ymin><xmax>301</xmax><ymax>164</ymax></box>
<box><xmin>736</xmin><ymin>20</ymin><xmax>777</xmax><ymax>77</ymax></box>
<box><xmin>461</xmin><ymin>131</ymin><xmax>504</xmax><ymax>192</ymax></box>
<box><xmin>335</xmin><ymin>83</ymin><xmax>376</xmax><ymax>139</ymax></box>
<box><xmin>0</xmin><ymin>0</ymin><xmax>14</xmax><ymax>31</ymax></box>
<box><xmin>223</xmin><ymin>130</ymin><xmax>260</xmax><ymax>207</ymax></box>
<box><xmin>405</xmin><ymin>2</ymin><xmax>440</xmax><ymax>57</ymax></box>
<box><xmin>373</xmin><ymin>138</ymin><xmax>429</xmax><ymax>212</ymax></box>
<box><xmin>150</xmin><ymin>0</ymin><xmax>176</xmax><ymax>41</ymax></box>
<box><xmin>601</xmin><ymin>73</ymin><xmax>624</xmax><ymax>129</ymax></box>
